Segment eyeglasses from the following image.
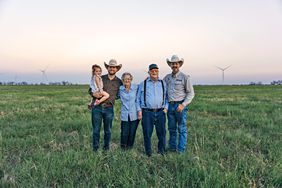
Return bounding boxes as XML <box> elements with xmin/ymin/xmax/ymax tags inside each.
<box><xmin>150</xmin><ymin>69</ymin><xmax>159</xmax><ymax>73</ymax></box>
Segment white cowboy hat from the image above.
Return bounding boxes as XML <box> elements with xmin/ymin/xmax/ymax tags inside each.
<box><xmin>166</xmin><ymin>55</ymin><xmax>184</xmax><ymax>67</ymax></box>
<box><xmin>104</xmin><ymin>59</ymin><xmax>122</xmax><ymax>71</ymax></box>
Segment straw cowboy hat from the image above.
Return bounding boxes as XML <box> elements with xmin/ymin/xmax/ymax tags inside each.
<box><xmin>166</xmin><ymin>55</ymin><xmax>184</xmax><ymax>67</ymax></box>
<box><xmin>104</xmin><ymin>59</ymin><xmax>122</xmax><ymax>71</ymax></box>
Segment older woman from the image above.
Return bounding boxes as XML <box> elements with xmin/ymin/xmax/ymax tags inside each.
<box><xmin>119</xmin><ymin>72</ymin><xmax>140</xmax><ymax>149</ymax></box>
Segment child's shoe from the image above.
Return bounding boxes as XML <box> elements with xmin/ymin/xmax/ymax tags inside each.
<box><xmin>94</xmin><ymin>99</ymin><xmax>101</xmax><ymax>106</ymax></box>
<box><xmin>88</xmin><ymin>102</ymin><xmax>94</xmax><ymax>110</ymax></box>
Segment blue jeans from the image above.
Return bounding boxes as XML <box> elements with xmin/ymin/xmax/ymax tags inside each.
<box><xmin>91</xmin><ymin>105</ymin><xmax>114</xmax><ymax>151</ymax></box>
<box><xmin>120</xmin><ymin>117</ymin><xmax>139</xmax><ymax>149</ymax></box>
<box><xmin>167</xmin><ymin>103</ymin><xmax>188</xmax><ymax>152</ymax></box>
<box><xmin>141</xmin><ymin>109</ymin><xmax>166</xmax><ymax>155</ymax></box>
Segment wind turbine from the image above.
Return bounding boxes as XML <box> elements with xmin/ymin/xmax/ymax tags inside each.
<box><xmin>39</xmin><ymin>65</ymin><xmax>49</xmax><ymax>84</ymax></box>
<box><xmin>216</xmin><ymin>65</ymin><xmax>232</xmax><ymax>84</ymax></box>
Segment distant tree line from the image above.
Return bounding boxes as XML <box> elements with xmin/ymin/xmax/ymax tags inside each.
<box><xmin>249</xmin><ymin>80</ymin><xmax>282</xmax><ymax>85</ymax></box>
<box><xmin>270</xmin><ymin>80</ymin><xmax>282</xmax><ymax>85</ymax></box>
<box><xmin>249</xmin><ymin>81</ymin><xmax>263</xmax><ymax>85</ymax></box>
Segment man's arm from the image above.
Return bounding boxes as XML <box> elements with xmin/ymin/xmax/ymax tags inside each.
<box><xmin>136</xmin><ymin>83</ymin><xmax>143</xmax><ymax>120</ymax></box>
<box><xmin>182</xmin><ymin>75</ymin><xmax>195</xmax><ymax>107</ymax></box>
<box><xmin>88</xmin><ymin>87</ymin><xmax>93</xmax><ymax>96</ymax></box>
<box><xmin>136</xmin><ymin>82</ymin><xmax>143</xmax><ymax>112</ymax></box>
<box><xmin>115</xmin><ymin>78</ymin><xmax>123</xmax><ymax>100</ymax></box>
<box><xmin>163</xmin><ymin>80</ymin><xmax>169</xmax><ymax>111</ymax></box>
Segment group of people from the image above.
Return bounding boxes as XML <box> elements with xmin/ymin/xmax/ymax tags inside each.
<box><xmin>88</xmin><ymin>55</ymin><xmax>195</xmax><ymax>156</ymax></box>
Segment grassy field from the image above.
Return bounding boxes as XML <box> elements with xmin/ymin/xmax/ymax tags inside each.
<box><xmin>0</xmin><ymin>85</ymin><xmax>281</xmax><ymax>187</ymax></box>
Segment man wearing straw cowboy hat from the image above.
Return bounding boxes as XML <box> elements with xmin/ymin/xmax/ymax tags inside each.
<box><xmin>164</xmin><ymin>55</ymin><xmax>195</xmax><ymax>153</ymax></box>
<box><xmin>89</xmin><ymin>59</ymin><xmax>122</xmax><ymax>151</ymax></box>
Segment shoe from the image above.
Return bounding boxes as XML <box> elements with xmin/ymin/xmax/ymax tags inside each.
<box><xmin>177</xmin><ymin>149</ymin><xmax>185</xmax><ymax>154</ymax></box>
<box><xmin>157</xmin><ymin>150</ymin><xmax>165</xmax><ymax>156</ymax></box>
<box><xmin>167</xmin><ymin>148</ymin><xmax>177</xmax><ymax>153</ymax></box>
<box><xmin>103</xmin><ymin>146</ymin><xmax>110</xmax><ymax>151</ymax></box>
<box><xmin>146</xmin><ymin>152</ymin><xmax>152</xmax><ymax>157</ymax></box>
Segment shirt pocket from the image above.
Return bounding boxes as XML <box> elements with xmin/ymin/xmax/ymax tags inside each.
<box><xmin>174</xmin><ymin>81</ymin><xmax>184</xmax><ymax>91</ymax></box>
<box><xmin>120</xmin><ymin>91</ymin><xmax>128</xmax><ymax>102</ymax></box>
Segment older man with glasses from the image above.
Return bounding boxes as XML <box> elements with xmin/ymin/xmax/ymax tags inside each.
<box><xmin>136</xmin><ymin>64</ymin><xmax>168</xmax><ymax>157</ymax></box>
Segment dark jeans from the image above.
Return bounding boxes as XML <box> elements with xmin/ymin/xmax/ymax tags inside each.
<box><xmin>167</xmin><ymin>103</ymin><xmax>188</xmax><ymax>152</ymax></box>
<box><xmin>91</xmin><ymin>105</ymin><xmax>114</xmax><ymax>151</ymax></box>
<box><xmin>120</xmin><ymin>117</ymin><xmax>139</xmax><ymax>149</ymax></box>
<box><xmin>141</xmin><ymin>109</ymin><xmax>166</xmax><ymax>155</ymax></box>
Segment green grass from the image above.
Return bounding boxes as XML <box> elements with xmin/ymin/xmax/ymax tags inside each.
<box><xmin>1</xmin><ymin>85</ymin><xmax>281</xmax><ymax>187</ymax></box>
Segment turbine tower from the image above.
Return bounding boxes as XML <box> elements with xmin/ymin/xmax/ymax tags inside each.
<box><xmin>216</xmin><ymin>65</ymin><xmax>232</xmax><ymax>84</ymax></box>
<box><xmin>39</xmin><ymin>65</ymin><xmax>49</xmax><ymax>84</ymax></box>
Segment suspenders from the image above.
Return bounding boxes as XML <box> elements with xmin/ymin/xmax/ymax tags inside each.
<box><xmin>143</xmin><ymin>78</ymin><xmax>165</xmax><ymax>107</ymax></box>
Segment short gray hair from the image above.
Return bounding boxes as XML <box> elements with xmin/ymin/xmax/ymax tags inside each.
<box><xmin>121</xmin><ymin>72</ymin><xmax>133</xmax><ymax>81</ymax></box>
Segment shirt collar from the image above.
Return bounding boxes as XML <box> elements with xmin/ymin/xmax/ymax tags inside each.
<box><xmin>147</xmin><ymin>77</ymin><xmax>161</xmax><ymax>82</ymax></box>
<box><xmin>105</xmin><ymin>74</ymin><xmax>117</xmax><ymax>81</ymax></box>
<box><xmin>121</xmin><ymin>84</ymin><xmax>133</xmax><ymax>91</ymax></box>
<box><xmin>172</xmin><ymin>71</ymin><xmax>181</xmax><ymax>78</ymax></box>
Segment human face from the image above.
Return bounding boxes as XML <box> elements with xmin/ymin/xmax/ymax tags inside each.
<box><xmin>107</xmin><ymin>66</ymin><xmax>118</xmax><ymax>75</ymax></box>
<box><xmin>171</xmin><ymin>62</ymin><xmax>180</xmax><ymax>74</ymax></box>
<box><xmin>94</xmin><ymin>68</ymin><xmax>102</xmax><ymax>76</ymax></box>
<box><xmin>149</xmin><ymin>68</ymin><xmax>159</xmax><ymax>81</ymax></box>
<box><xmin>122</xmin><ymin>75</ymin><xmax>132</xmax><ymax>87</ymax></box>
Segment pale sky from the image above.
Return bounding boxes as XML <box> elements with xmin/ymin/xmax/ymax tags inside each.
<box><xmin>0</xmin><ymin>0</ymin><xmax>282</xmax><ymax>84</ymax></box>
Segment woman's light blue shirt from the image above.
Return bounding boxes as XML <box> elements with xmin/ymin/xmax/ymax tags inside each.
<box><xmin>119</xmin><ymin>84</ymin><xmax>139</xmax><ymax>121</ymax></box>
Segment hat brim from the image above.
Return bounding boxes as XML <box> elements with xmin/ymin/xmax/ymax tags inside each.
<box><xmin>104</xmin><ymin>62</ymin><xmax>122</xmax><ymax>71</ymax></box>
<box><xmin>166</xmin><ymin>58</ymin><xmax>184</xmax><ymax>67</ymax></box>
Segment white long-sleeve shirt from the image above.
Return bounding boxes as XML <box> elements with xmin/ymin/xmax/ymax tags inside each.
<box><xmin>90</xmin><ymin>75</ymin><xmax>103</xmax><ymax>93</ymax></box>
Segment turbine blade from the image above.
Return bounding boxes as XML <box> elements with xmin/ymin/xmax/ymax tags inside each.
<box><xmin>215</xmin><ymin>66</ymin><xmax>224</xmax><ymax>71</ymax></box>
<box><xmin>223</xmin><ymin>65</ymin><xmax>232</xmax><ymax>70</ymax></box>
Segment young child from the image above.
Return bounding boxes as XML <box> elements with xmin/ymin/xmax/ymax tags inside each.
<box><xmin>88</xmin><ymin>64</ymin><xmax>110</xmax><ymax>109</ymax></box>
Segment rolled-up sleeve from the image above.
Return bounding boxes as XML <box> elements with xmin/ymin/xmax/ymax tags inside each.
<box><xmin>182</xmin><ymin>76</ymin><xmax>195</xmax><ymax>107</ymax></box>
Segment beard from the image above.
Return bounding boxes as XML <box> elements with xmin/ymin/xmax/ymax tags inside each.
<box><xmin>108</xmin><ymin>71</ymin><xmax>116</xmax><ymax>76</ymax></box>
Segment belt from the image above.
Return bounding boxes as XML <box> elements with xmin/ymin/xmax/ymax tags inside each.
<box><xmin>143</xmin><ymin>108</ymin><xmax>164</xmax><ymax>112</ymax></box>
<box><xmin>169</xmin><ymin>101</ymin><xmax>183</xmax><ymax>104</ymax></box>
<box><xmin>100</xmin><ymin>102</ymin><xmax>113</xmax><ymax>108</ymax></box>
